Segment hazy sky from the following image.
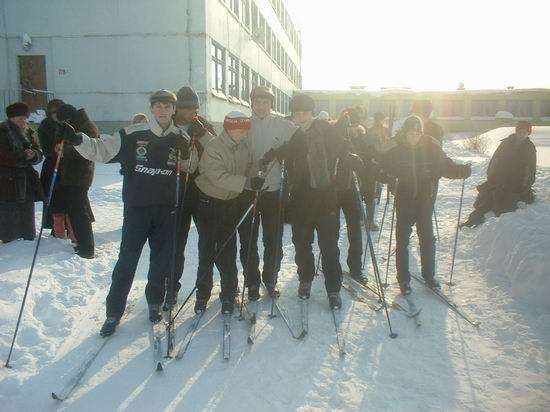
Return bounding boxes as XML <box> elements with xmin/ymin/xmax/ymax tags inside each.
<box><xmin>287</xmin><ymin>0</ymin><xmax>549</xmax><ymax>91</ymax></box>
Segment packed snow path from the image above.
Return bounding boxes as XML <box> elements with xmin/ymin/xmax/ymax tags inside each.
<box><xmin>0</xmin><ymin>141</ymin><xmax>548</xmax><ymax>411</ymax></box>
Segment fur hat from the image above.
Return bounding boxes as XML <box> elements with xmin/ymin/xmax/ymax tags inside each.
<box><xmin>250</xmin><ymin>86</ymin><xmax>275</xmax><ymax>102</ymax></box>
<box><xmin>5</xmin><ymin>102</ymin><xmax>30</xmax><ymax>118</ymax></box>
<box><xmin>223</xmin><ymin>111</ymin><xmax>251</xmax><ymax>130</ymax></box>
<box><xmin>150</xmin><ymin>89</ymin><xmax>177</xmax><ymax>105</ymax></box>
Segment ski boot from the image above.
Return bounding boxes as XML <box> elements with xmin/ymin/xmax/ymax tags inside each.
<box><xmin>298</xmin><ymin>280</ymin><xmax>312</xmax><ymax>300</ymax></box>
<box><xmin>221</xmin><ymin>300</ymin><xmax>234</xmax><ymax>315</ymax></box>
<box><xmin>194</xmin><ymin>298</ymin><xmax>207</xmax><ymax>314</ymax></box>
<box><xmin>328</xmin><ymin>292</ymin><xmax>342</xmax><ymax>310</ymax></box>
<box><xmin>399</xmin><ymin>282</ymin><xmax>412</xmax><ymax>295</ymax></box>
<box><xmin>148</xmin><ymin>304</ymin><xmax>162</xmax><ymax>323</ymax></box>
<box><xmin>248</xmin><ymin>284</ymin><xmax>260</xmax><ymax>302</ymax></box>
<box><xmin>264</xmin><ymin>282</ymin><xmax>280</xmax><ymax>298</ymax></box>
<box><xmin>425</xmin><ymin>277</ymin><xmax>441</xmax><ymax>290</ymax></box>
<box><xmin>100</xmin><ymin>316</ymin><xmax>120</xmax><ymax>337</ymax></box>
<box><xmin>350</xmin><ymin>272</ymin><xmax>368</xmax><ymax>285</ymax></box>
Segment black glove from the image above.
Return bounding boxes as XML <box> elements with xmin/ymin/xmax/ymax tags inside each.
<box><xmin>250</xmin><ymin>176</ymin><xmax>265</xmax><ymax>191</ymax></box>
<box><xmin>188</xmin><ymin>118</ymin><xmax>208</xmax><ymax>138</ymax></box>
<box><xmin>263</xmin><ymin>148</ymin><xmax>278</xmax><ymax>163</ymax></box>
<box><xmin>174</xmin><ymin>135</ymin><xmax>190</xmax><ymax>160</ymax></box>
<box><xmin>60</xmin><ymin>122</ymin><xmax>82</xmax><ymax>145</ymax></box>
<box><xmin>459</xmin><ymin>164</ymin><xmax>472</xmax><ymax>179</ymax></box>
<box><xmin>348</xmin><ymin>153</ymin><xmax>364</xmax><ymax>171</ymax></box>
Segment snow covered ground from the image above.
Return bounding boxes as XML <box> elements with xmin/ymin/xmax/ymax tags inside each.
<box><xmin>0</xmin><ymin>139</ymin><xmax>549</xmax><ymax>411</ymax></box>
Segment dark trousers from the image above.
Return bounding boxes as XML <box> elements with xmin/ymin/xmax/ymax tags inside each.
<box><xmin>195</xmin><ymin>193</ymin><xmax>239</xmax><ymax>302</ymax></box>
<box><xmin>292</xmin><ymin>199</ymin><xmax>342</xmax><ymax>294</ymax></box>
<box><xmin>172</xmin><ymin>179</ymin><xmax>200</xmax><ymax>297</ymax></box>
<box><xmin>238</xmin><ymin>190</ymin><xmax>283</xmax><ymax>287</ymax></box>
<box><xmin>395</xmin><ymin>197</ymin><xmax>435</xmax><ymax>286</ymax></box>
<box><xmin>106</xmin><ymin>204</ymin><xmax>174</xmax><ymax>319</ymax></box>
<box><xmin>64</xmin><ymin>185</ymin><xmax>95</xmax><ymax>255</ymax></box>
<box><xmin>337</xmin><ymin>189</ymin><xmax>363</xmax><ymax>276</ymax></box>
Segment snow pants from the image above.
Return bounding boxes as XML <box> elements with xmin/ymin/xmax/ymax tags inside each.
<box><xmin>106</xmin><ymin>204</ymin><xmax>174</xmax><ymax>319</ymax></box>
<box><xmin>195</xmin><ymin>192</ymin><xmax>239</xmax><ymax>303</ymax></box>
<box><xmin>237</xmin><ymin>189</ymin><xmax>283</xmax><ymax>288</ymax></box>
<box><xmin>337</xmin><ymin>189</ymin><xmax>363</xmax><ymax>277</ymax></box>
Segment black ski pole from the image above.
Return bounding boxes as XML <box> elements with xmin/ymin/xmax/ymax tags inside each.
<box><xmin>447</xmin><ymin>178</ymin><xmax>466</xmax><ymax>286</ymax></box>
<box><xmin>239</xmin><ymin>186</ymin><xmax>260</xmax><ymax>318</ymax></box>
<box><xmin>433</xmin><ymin>208</ymin><xmax>440</xmax><ymax>242</ymax></box>
<box><xmin>5</xmin><ymin>141</ymin><xmax>64</xmax><ymax>368</ymax></box>
<box><xmin>269</xmin><ymin>160</ymin><xmax>285</xmax><ymax>319</ymax></box>
<box><xmin>170</xmin><ymin>201</ymin><xmax>255</xmax><ymax>325</ymax></box>
<box><xmin>352</xmin><ymin>171</ymin><xmax>397</xmax><ymax>338</ymax></box>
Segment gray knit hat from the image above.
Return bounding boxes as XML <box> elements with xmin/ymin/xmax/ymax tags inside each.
<box><xmin>176</xmin><ymin>86</ymin><xmax>200</xmax><ymax>108</ymax></box>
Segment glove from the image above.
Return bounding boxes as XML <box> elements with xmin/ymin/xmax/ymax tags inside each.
<box><xmin>250</xmin><ymin>176</ymin><xmax>265</xmax><ymax>191</ymax></box>
<box><xmin>262</xmin><ymin>148</ymin><xmax>278</xmax><ymax>163</ymax></box>
<box><xmin>348</xmin><ymin>153</ymin><xmax>364</xmax><ymax>171</ymax></box>
<box><xmin>188</xmin><ymin>118</ymin><xmax>208</xmax><ymax>138</ymax></box>
<box><xmin>459</xmin><ymin>164</ymin><xmax>472</xmax><ymax>179</ymax></box>
<box><xmin>174</xmin><ymin>135</ymin><xmax>190</xmax><ymax>160</ymax></box>
<box><xmin>60</xmin><ymin>122</ymin><xmax>82</xmax><ymax>145</ymax></box>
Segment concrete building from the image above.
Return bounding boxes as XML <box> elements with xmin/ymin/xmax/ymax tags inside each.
<box><xmin>0</xmin><ymin>0</ymin><xmax>302</xmax><ymax>131</ymax></box>
<box><xmin>301</xmin><ymin>88</ymin><xmax>550</xmax><ymax>133</ymax></box>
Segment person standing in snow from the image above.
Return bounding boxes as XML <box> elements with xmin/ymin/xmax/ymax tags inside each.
<box><xmin>51</xmin><ymin>104</ymin><xmax>98</xmax><ymax>259</ymax></box>
<box><xmin>58</xmin><ymin>90</ymin><xmax>190</xmax><ymax>336</ymax></box>
<box><xmin>334</xmin><ymin>108</ymin><xmax>369</xmax><ymax>283</ymax></box>
<box><xmin>0</xmin><ymin>102</ymin><xmax>43</xmax><ymax>243</ymax></box>
<box><xmin>169</xmin><ymin>86</ymin><xmax>216</xmax><ymax>306</ymax></box>
<box><xmin>237</xmin><ymin>86</ymin><xmax>299</xmax><ymax>301</ymax></box>
<box><xmin>461</xmin><ymin>121</ymin><xmax>536</xmax><ymax>228</ymax></box>
<box><xmin>411</xmin><ymin>100</ymin><xmax>444</xmax><ymax>145</ymax></box>
<box><xmin>377</xmin><ymin>115</ymin><xmax>471</xmax><ymax>294</ymax></box>
<box><xmin>193</xmin><ymin>111</ymin><xmax>257</xmax><ymax>315</ymax></box>
<box><xmin>264</xmin><ymin>94</ymin><xmax>355</xmax><ymax>309</ymax></box>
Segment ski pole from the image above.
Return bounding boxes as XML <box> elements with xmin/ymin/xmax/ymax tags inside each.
<box><xmin>382</xmin><ymin>188</ymin><xmax>397</xmax><ymax>288</ymax></box>
<box><xmin>376</xmin><ymin>185</ymin><xmax>391</xmax><ymax>254</ymax></box>
<box><xmin>5</xmin><ymin>141</ymin><xmax>64</xmax><ymax>368</ymax></box>
<box><xmin>352</xmin><ymin>171</ymin><xmax>398</xmax><ymax>338</ymax></box>
<box><xmin>239</xmin><ymin>184</ymin><xmax>261</xmax><ymax>318</ymax></box>
<box><xmin>447</xmin><ymin>178</ymin><xmax>466</xmax><ymax>286</ymax></box>
<box><xmin>171</xmin><ymin>200</ymin><xmax>256</xmax><ymax>325</ymax></box>
<box><xmin>269</xmin><ymin>160</ymin><xmax>285</xmax><ymax>319</ymax></box>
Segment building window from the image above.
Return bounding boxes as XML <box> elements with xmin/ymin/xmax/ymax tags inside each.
<box><xmin>439</xmin><ymin>100</ymin><xmax>464</xmax><ymax>117</ymax></box>
<box><xmin>472</xmin><ymin>100</ymin><xmax>498</xmax><ymax>117</ymax></box>
<box><xmin>506</xmin><ymin>100</ymin><xmax>533</xmax><ymax>117</ymax></box>
<box><xmin>241</xmin><ymin>64</ymin><xmax>250</xmax><ymax>102</ymax></box>
<box><xmin>211</xmin><ymin>42</ymin><xmax>225</xmax><ymax>93</ymax></box>
<box><xmin>230</xmin><ymin>0</ymin><xmax>239</xmax><ymax>16</ymax></box>
<box><xmin>251</xmin><ymin>2</ymin><xmax>258</xmax><ymax>32</ymax></box>
<box><xmin>257</xmin><ymin>14</ymin><xmax>266</xmax><ymax>47</ymax></box>
<box><xmin>241</xmin><ymin>0</ymin><xmax>250</xmax><ymax>29</ymax></box>
<box><xmin>265</xmin><ymin>26</ymin><xmax>272</xmax><ymax>55</ymax></box>
<box><xmin>260</xmin><ymin>76</ymin><xmax>266</xmax><ymax>87</ymax></box>
<box><xmin>541</xmin><ymin>100</ymin><xmax>550</xmax><ymax>118</ymax></box>
<box><xmin>227</xmin><ymin>54</ymin><xmax>239</xmax><ymax>99</ymax></box>
<box><xmin>251</xmin><ymin>71</ymin><xmax>259</xmax><ymax>90</ymax></box>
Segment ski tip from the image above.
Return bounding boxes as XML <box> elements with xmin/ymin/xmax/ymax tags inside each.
<box><xmin>51</xmin><ymin>392</ymin><xmax>62</xmax><ymax>401</ymax></box>
<box><xmin>473</xmin><ymin>321</ymin><xmax>481</xmax><ymax>327</ymax></box>
<box><xmin>247</xmin><ymin>337</ymin><xmax>254</xmax><ymax>345</ymax></box>
<box><xmin>297</xmin><ymin>330</ymin><xmax>307</xmax><ymax>340</ymax></box>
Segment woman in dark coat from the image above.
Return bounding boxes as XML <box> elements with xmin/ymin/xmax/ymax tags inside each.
<box><xmin>0</xmin><ymin>102</ymin><xmax>43</xmax><ymax>242</ymax></box>
<box><xmin>54</xmin><ymin>104</ymin><xmax>98</xmax><ymax>258</ymax></box>
<box><xmin>38</xmin><ymin>98</ymin><xmax>65</xmax><ymax>232</ymax></box>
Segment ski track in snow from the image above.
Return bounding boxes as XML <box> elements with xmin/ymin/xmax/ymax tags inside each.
<box><xmin>0</xmin><ymin>146</ymin><xmax>549</xmax><ymax>411</ymax></box>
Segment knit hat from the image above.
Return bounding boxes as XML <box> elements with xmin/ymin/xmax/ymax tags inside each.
<box><xmin>150</xmin><ymin>89</ymin><xmax>177</xmax><ymax>105</ymax></box>
<box><xmin>46</xmin><ymin>99</ymin><xmax>65</xmax><ymax>116</ymax></box>
<box><xmin>176</xmin><ymin>86</ymin><xmax>200</xmax><ymax>108</ymax></box>
<box><xmin>317</xmin><ymin>111</ymin><xmax>330</xmax><ymax>121</ymax></box>
<box><xmin>5</xmin><ymin>102</ymin><xmax>30</xmax><ymax>118</ymax></box>
<box><xmin>223</xmin><ymin>111</ymin><xmax>251</xmax><ymax>130</ymax></box>
<box><xmin>515</xmin><ymin>120</ymin><xmax>532</xmax><ymax>134</ymax></box>
<box><xmin>401</xmin><ymin>115</ymin><xmax>424</xmax><ymax>133</ymax></box>
<box><xmin>250</xmin><ymin>86</ymin><xmax>275</xmax><ymax>102</ymax></box>
<box><xmin>289</xmin><ymin>94</ymin><xmax>315</xmax><ymax>113</ymax></box>
<box><xmin>56</xmin><ymin>104</ymin><xmax>78</xmax><ymax>122</ymax></box>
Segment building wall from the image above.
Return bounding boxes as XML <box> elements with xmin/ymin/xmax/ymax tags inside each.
<box><xmin>0</xmin><ymin>0</ymin><xmax>207</xmax><ymax>123</ymax></box>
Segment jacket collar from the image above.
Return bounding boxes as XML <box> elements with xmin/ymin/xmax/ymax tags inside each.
<box><xmin>149</xmin><ymin>119</ymin><xmax>178</xmax><ymax>137</ymax></box>
<box><xmin>219</xmin><ymin>130</ymin><xmax>240</xmax><ymax>149</ymax></box>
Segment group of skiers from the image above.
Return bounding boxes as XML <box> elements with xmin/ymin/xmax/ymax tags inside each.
<box><xmin>0</xmin><ymin>86</ymin><xmax>537</xmax><ymax>338</ymax></box>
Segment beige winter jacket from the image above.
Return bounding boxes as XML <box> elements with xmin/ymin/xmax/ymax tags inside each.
<box><xmin>195</xmin><ymin>131</ymin><xmax>250</xmax><ymax>200</ymax></box>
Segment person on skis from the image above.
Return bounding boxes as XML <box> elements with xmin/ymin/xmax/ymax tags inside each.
<box><xmin>377</xmin><ymin>115</ymin><xmax>471</xmax><ymax>294</ymax></box>
<box><xmin>58</xmin><ymin>90</ymin><xmax>190</xmax><ymax>336</ymax></box>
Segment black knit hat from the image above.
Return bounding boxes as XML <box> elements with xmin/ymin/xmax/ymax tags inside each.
<box><xmin>402</xmin><ymin>115</ymin><xmax>424</xmax><ymax>133</ymax></box>
<box><xmin>57</xmin><ymin>104</ymin><xmax>78</xmax><ymax>122</ymax></box>
<box><xmin>289</xmin><ymin>94</ymin><xmax>315</xmax><ymax>113</ymax></box>
<box><xmin>176</xmin><ymin>86</ymin><xmax>200</xmax><ymax>108</ymax></box>
<box><xmin>5</xmin><ymin>102</ymin><xmax>30</xmax><ymax>118</ymax></box>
